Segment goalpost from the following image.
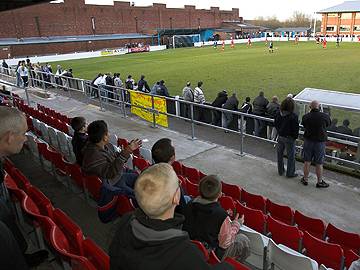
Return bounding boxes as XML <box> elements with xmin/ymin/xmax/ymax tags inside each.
<box><xmin>172</xmin><ymin>34</ymin><xmax>201</xmax><ymax>49</ymax></box>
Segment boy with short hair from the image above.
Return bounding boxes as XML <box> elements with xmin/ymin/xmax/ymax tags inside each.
<box><xmin>70</xmin><ymin>116</ymin><xmax>88</xmax><ymax>165</ymax></box>
<box><xmin>183</xmin><ymin>175</ymin><xmax>250</xmax><ymax>262</ymax></box>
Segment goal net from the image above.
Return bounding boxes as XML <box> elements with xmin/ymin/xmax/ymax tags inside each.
<box><xmin>172</xmin><ymin>34</ymin><xmax>201</xmax><ymax>49</ymax></box>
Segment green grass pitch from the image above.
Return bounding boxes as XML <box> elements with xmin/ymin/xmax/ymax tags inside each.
<box><xmin>52</xmin><ymin>41</ymin><xmax>360</xmax><ymax>103</ymax></box>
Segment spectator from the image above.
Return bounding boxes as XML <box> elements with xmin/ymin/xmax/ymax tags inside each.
<box><xmin>91</xmin><ymin>73</ymin><xmax>103</xmax><ymax>98</ymax></box>
<box><xmin>125</xmin><ymin>75</ymin><xmax>134</xmax><ymax>90</ymax></box>
<box><xmin>266</xmin><ymin>96</ymin><xmax>280</xmax><ymax>140</ymax></box>
<box><xmin>222</xmin><ymin>93</ymin><xmax>239</xmax><ymax>131</ymax></box>
<box><xmin>301</xmin><ymin>100</ymin><xmax>331</xmax><ymax>188</ymax></box>
<box><xmin>137</xmin><ymin>75</ymin><xmax>151</xmax><ymax>93</ymax></box>
<box><xmin>113</xmin><ymin>73</ymin><xmax>123</xmax><ymax>102</ymax></box>
<box><xmin>81</xmin><ymin>120</ymin><xmax>142</xmax><ymax>222</ymax></box>
<box><xmin>211</xmin><ymin>90</ymin><xmax>228</xmax><ymax>126</ymax></box>
<box><xmin>253</xmin><ymin>91</ymin><xmax>269</xmax><ymax>138</ymax></box>
<box><xmin>183</xmin><ymin>175</ymin><xmax>250</xmax><ymax>262</ymax></box>
<box><xmin>274</xmin><ymin>98</ymin><xmax>299</xmax><ymax>178</ymax></box>
<box><xmin>182</xmin><ymin>82</ymin><xmax>194</xmax><ymax>118</ymax></box>
<box><xmin>15</xmin><ymin>61</ymin><xmax>22</xmax><ymax>87</ymax></box>
<box><xmin>98</xmin><ymin>73</ymin><xmax>109</xmax><ymax>102</ymax></box>
<box><xmin>70</xmin><ymin>117</ymin><xmax>88</xmax><ymax>165</ymax></box>
<box><xmin>194</xmin><ymin>81</ymin><xmax>206</xmax><ymax>122</ymax></box>
<box><xmin>109</xmin><ymin>164</ymin><xmax>233</xmax><ymax>270</ymax></box>
<box><xmin>150</xmin><ymin>81</ymin><xmax>161</xmax><ymax>95</ymax></box>
<box><xmin>337</xmin><ymin>119</ymin><xmax>353</xmax><ymax>137</ymax></box>
<box><xmin>328</xmin><ymin>118</ymin><xmax>338</xmax><ymax>134</ymax></box>
<box><xmin>17</xmin><ymin>62</ymin><xmax>29</xmax><ymax>88</ymax></box>
<box><xmin>157</xmin><ymin>80</ymin><xmax>170</xmax><ymax>97</ymax></box>
<box><xmin>61</xmin><ymin>68</ymin><xmax>73</xmax><ymax>90</ymax></box>
<box><xmin>2</xmin><ymin>60</ymin><xmax>8</xmax><ymax>75</ymax></box>
<box><xmin>105</xmin><ymin>73</ymin><xmax>114</xmax><ymax>100</ymax></box>
<box><xmin>0</xmin><ymin>107</ymin><xmax>48</xmax><ymax>268</ymax></box>
<box><xmin>55</xmin><ymin>65</ymin><xmax>63</xmax><ymax>88</ymax></box>
<box><xmin>240</xmin><ymin>97</ymin><xmax>254</xmax><ymax>134</ymax></box>
<box><xmin>353</xmin><ymin>126</ymin><xmax>360</xmax><ymax>137</ymax></box>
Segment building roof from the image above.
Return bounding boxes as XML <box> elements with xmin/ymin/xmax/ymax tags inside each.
<box><xmin>294</xmin><ymin>88</ymin><xmax>360</xmax><ymax>112</ymax></box>
<box><xmin>221</xmin><ymin>22</ymin><xmax>270</xmax><ymax>31</ymax></box>
<box><xmin>274</xmin><ymin>27</ymin><xmax>311</xmax><ymax>33</ymax></box>
<box><xmin>0</xmin><ymin>0</ymin><xmax>49</xmax><ymax>12</ymax></box>
<box><xmin>0</xmin><ymin>33</ymin><xmax>152</xmax><ymax>46</ymax></box>
<box><xmin>318</xmin><ymin>1</ymin><xmax>360</xmax><ymax>13</ymax></box>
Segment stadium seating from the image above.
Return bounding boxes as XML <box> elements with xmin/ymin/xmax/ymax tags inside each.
<box><xmin>116</xmin><ymin>195</ymin><xmax>135</xmax><ymax>216</ymax></box>
<box><xmin>191</xmin><ymin>240</ymin><xmax>209</xmax><ymax>260</ymax></box>
<box><xmin>223</xmin><ymin>257</ymin><xmax>251</xmax><ymax>270</ymax></box>
<box><xmin>267</xmin><ymin>215</ymin><xmax>303</xmax><ymax>252</ymax></box>
<box><xmin>267</xmin><ymin>239</ymin><xmax>318</xmax><ymax>270</ymax></box>
<box><xmin>27</xmin><ymin>185</ymin><xmax>54</xmax><ymax>219</ymax></box>
<box><xmin>132</xmin><ymin>155</ymin><xmax>151</xmax><ymax>172</ymax></box>
<box><xmin>303</xmin><ymin>231</ymin><xmax>344</xmax><ymax>270</ymax></box>
<box><xmin>235</xmin><ymin>201</ymin><xmax>267</xmax><ymax>234</ymax></box>
<box><xmin>185</xmin><ymin>178</ymin><xmax>199</xmax><ymax>197</ymax></box>
<box><xmin>172</xmin><ymin>161</ymin><xmax>183</xmax><ymax>175</ymax></box>
<box><xmin>325</xmin><ymin>223</ymin><xmax>360</xmax><ymax>254</ymax></box>
<box><xmin>294</xmin><ymin>210</ymin><xmax>326</xmax><ymax>240</ymax></box>
<box><xmin>82</xmin><ymin>238</ymin><xmax>110</xmax><ymax>270</ymax></box>
<box><xmin>182</xmin><ymin>165</ymin><xmax>201</xmax><ymax>183</ymax></box>
<box><xmin>208</xmin><ymin>250</ymin><xmax>221</xmax><ymax>265</ymax></box>
<box><xmin>218</xmin><ymin>195</ymin><xmax>236</xmax><ymax>218</ymax></box>
<box><xmin>84</xmin><ymin>175</ymin><xmax>102</xmax><ymax>202</ymax></box>
<box><xmin>266</xmin><ymin>199</ymin><xmax>294</xmax><ymax>225</ymax></box>
<box><xmin>221</xmin><ymin>181</ymin><xmax>242</xmax><ymax>201</ymax></box>
<box><xmin>344</xmin><ymin>249</ymin><xmax>360</xmax><ymax>269</ymax></box>
<box><xmin>241</xmin><ymin>189</ymin><xmax>266</xmax><ymax>213</ymax></box>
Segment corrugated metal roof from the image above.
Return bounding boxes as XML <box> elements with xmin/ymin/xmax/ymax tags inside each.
<box><xmin>0</xmin><ymin>33</ymin><xmax>152</xmax><ymax>46</ymax></box>
<box><xmin>318</xmin><ymin>1</ymin><xmax>360</xmax><ymax>13</ymax></box>
<box><xmin>294</xmin><ymin>88</ymin><xmax>360</xmax><ymax>112</ymax></box>
<box><xmin>274</xmin><ymin>27</ymin><xmax>311</xmax><ymax>32</ymax></box>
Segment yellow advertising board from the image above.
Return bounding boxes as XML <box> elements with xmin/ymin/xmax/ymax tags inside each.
<box><xmin>130</xmin><ymin>91</ymin><xmax>168</xmax><ymax>127</ymax></box>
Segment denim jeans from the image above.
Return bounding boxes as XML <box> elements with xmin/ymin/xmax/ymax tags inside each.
<box><xmin>277</xmin><ymin>136</ymin><xmax>296</xmax><ymax>177</ymax></box>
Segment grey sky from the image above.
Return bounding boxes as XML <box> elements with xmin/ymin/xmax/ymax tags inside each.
<box><xmin>83</xmin><ymin>0</ymin><xmax>343</xmax><ymax>20</ymax></box>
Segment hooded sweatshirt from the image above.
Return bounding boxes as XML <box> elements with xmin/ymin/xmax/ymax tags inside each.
<box><xmin>109</xmin><ymin>209</ymin><xmax>233</xmax><ymax>270</ymax></box>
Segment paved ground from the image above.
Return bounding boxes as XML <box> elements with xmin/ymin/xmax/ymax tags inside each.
<box><xmin>2</xmin><ymin>82</ymin><xmax>360</xmax><ymax>269</ymax></box>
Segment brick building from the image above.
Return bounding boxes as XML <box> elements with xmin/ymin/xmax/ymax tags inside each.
<box><xmin>318</xmin><ymin>1</ymin><xmax>360</xmax><ymax>36</ymax></box>
<box><xmin>0</xmin><ymin>0</ymin><xmax>241</xmax><ymax>58</ymax></box>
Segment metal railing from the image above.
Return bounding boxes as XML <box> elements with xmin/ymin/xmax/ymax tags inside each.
<box><xmin>1</xmin><ymin>66</ymin><xmax>359</xmax><ymax>171</ymax></box>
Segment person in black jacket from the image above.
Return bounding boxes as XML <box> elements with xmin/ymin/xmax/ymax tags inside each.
<box><xmin>274</xmin><ymin>98</ymin><xmax>299</xmax><ymax>178</ymax></box>
<box><xmin>211</xmin><ymin>90</ymin><xmax>228</xmax><ymax>126</ymax></box>
<box><xmin>222</xmin><ymin>93</ymin><xmax>239</xmax><ymax>131</ymax></box>
<box><xmin>70</xmin><ymin>117</ymin><xmax>88</xmax><ymax>165</ymax></box>
<box><xmin>109</xmin><ymin>164</ymin><xmax>233</xmax><ymax>270</ymax></box>
<box><xmin>253</xmin><ymin>91</ymin><xmax>269</xmax><ymax>137</ymax></box>
<box><xmin>137</xmin><ymin>75</ymin><xmax>151</xmax><ymax>93</ymax></box>
<box><xmin>301</xmin><ymin>100</ymin><xmax>331</xmax><ymax>188</ymax></box>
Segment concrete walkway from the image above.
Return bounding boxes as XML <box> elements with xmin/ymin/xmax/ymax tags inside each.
<box><xmin>8</xmin><ymin>85</ymin><xmax>360</xmax><ymax>234</ymax></box>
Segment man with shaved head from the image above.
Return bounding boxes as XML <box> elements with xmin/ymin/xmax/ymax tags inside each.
<box><xmin>301</xmin><ymin>100</ymin><xmax>331</xmax><ymax>188</ymax></box>
<box><xmin>109</xmin><ymin>163</ymin><xmax>233</xmax><ymax>270</ymax></box>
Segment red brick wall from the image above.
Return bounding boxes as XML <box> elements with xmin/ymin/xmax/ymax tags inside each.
<box><xmin>0</xmin><ymin>0</ymin><xmax>241</xmax><ymax>38</ymax></box>
<box><xmin>3</xmin><ymin>38</ymin><xmax>150</xmax><ymax>58</ymax></box>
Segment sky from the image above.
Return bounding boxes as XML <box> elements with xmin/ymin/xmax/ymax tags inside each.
<box><xmin>82</xmin><ymin>0</ymin><xmax>344</xmax><ymax>21</ymax></box>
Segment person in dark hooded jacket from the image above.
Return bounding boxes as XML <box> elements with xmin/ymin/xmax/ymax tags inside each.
<box><xmin>211</xmin><ymin>90</ymin><xmax>228</xmax><ymax>126</ymax></box>
<box><xmin>109</xmin><ymin>164</ymin><xmax>233</xmax><ymax>270</ymax></box>
<box><xmin>222</xmin><ymin>93</ymin><xmax>239</xmax><ymax>131</ymax></box>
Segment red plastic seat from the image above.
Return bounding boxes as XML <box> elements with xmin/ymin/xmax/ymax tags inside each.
<box><xmin>266</xmin><ymin>199</ymin><xmax>294</xmax><ymax>225</ymax></box>
<box><xmin>267</xmin><ymin>215</ymin><xmax>303</xmax><ymax>252</ymax></box>
<box><xmin>9</xmin><ymin>168</ymin><xmax>31</xmax><ymax>192</ymax></box>
<box><xmin>345</xmin><ymin>249</ymin><xmax>360</xmax><ymax>269</ymax></box>
<box><xmin>27</xmin><ymin>186</ymin><xmax>54</xmax><ymax>219</ymax></box>
<box><xmin>53</xmin><ymin>208</ymin><xmax>84</xmax><ymax>256</ymax></box>
<box><xmin>326</xmin><ymin>223</ymin><xmax>360</xmax><ymax>254</ymax></box>
<box><xmin>241</xmin><ymin>189</ymin><xmax>266</xmax><ymax>213</ymax></box>
<box><xmin>82</xmin><ymin>238</ymin><xmax>110</xmax><ymax>270</ymax></box>
<box><xmin>235</xmin><ymin>201</ymin><xmax>267</xmax><ymax>234</ymax></box>
<box><xmin>208</xmin><ymin>250</ymin><xmax>221</xmax><ymax>265</ymax></box>
<box><xmin>219</xmin><ymin>195</ymin><xmax>236</xmax><ymax>218</ymax></box>
<box><xmin>185</xmin><ymin>178</ymin><xmax>199</xmax><ymax>197</ymax></box>
<box><xmin>223</xmin><ymin>257</ymin><xmax>251</xmax><ymax>270</ymax></box>
<box><xmin>191</xmin><ymin>240</ymin><xmax>209</xmax><ymax>260</ymax></box>
<box><xmin>3</xmin><ymin>158</ymin><xmax>15</xmax><ymax>174</ymax></box>
<box><xmin>294</xmin><ymin>210</ymin><xmax>325</xmax><ymax>240</ymax></box>
<box><xmin>172</xmin><ymin>161</ymin><xmax>183</xmax><ymax>175</ymax></box>
<box><xmin>68</xmin><ymin>163</ymin><xmax>85</xmax><ymax>190</ymax></box>
<box><xmin>177</xmin><ymin>175</ymin><xmax>188</xmax><ymax>193</ymax></box>
<box><xmin>182</xmin><ymin>165</ymin><xmax>201</xmax><ymax>183</ymax></box>
<box><xmin>303</xmin><ymin>231</ymin><xmax>344</xmax><ymax>270</ymax></box>
<box><xmin>84</xmin><ymin>175</ymin><xmax>102</xmax><ymax>201</ymax></box>
<box><xmin>117</xmin><ymin>138</ymin><xmax>129</xmax><ymax>149</ymax></box>
<box><xmin>116</xmin><ymin>195</ymin><xmax>135</xmax><ymax>215</ymax></box>
<box><xmin>133</xmin><ymin>156</ymin><xmax>150</xmax><ymax>172</ymax></box>
<box><xmin>199</xmin><ymin>171</ymin><xmax>207</xmax><ymax>180</ymax></box>
<box><xmin>221</xmin><ymin>181</ymin><xmax>242</xmax><ymax>201</ymax></box>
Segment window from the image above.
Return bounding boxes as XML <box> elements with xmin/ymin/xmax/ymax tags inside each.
<box><xmin>327</xmin><ymin>13</ymin><xmax>337</xmax><ymax>17</ymax></box>
<box><xmin>354</xmin><ymin>25</ymin><xmax>360</xmax><ymax>31</ymax></box>
<box><xmin>341</xmin><ymin>13</ymin><xmax>352</xmax><ymax>19</ymax></box>
<box><xmin>326</xmin><ymin>26</ymin><xmax>336</xmax><ymax>31</ymax></box>
<box><xmin>340</xmin><ymin>25</ymin><xmax>350</xmax><ymax>31</ymax></box>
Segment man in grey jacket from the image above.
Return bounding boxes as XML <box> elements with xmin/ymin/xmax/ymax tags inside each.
<box><xmin>182</xmin><ymin>82</ymin><xmax>194</xmax><ymax>118</ymax></box>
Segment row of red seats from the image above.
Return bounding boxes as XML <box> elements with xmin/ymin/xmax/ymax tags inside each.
<box><xmin>37</xmin><ymin>103</ymin><xmax>71</xmax><ymax>125</ymax></box>
<box><xmin>15</xmin><ymin>101</ymin><xmax>71</xmax><ymax>135</ymax></box>
<box><xmin>3</xmin><ymin>159</ymin><xmax>109</xmax><ymax>270</ymax></box>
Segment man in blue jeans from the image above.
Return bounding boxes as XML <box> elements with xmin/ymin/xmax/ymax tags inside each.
<box><xmin>82</xmin><ymin>120</ymin><xmax>142</xmax><ymax>222</ymax></box>
<box><xmin>301</xmin><ymin>100</ymin><xmax>331</xmax><ymax>188</ymax></box>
